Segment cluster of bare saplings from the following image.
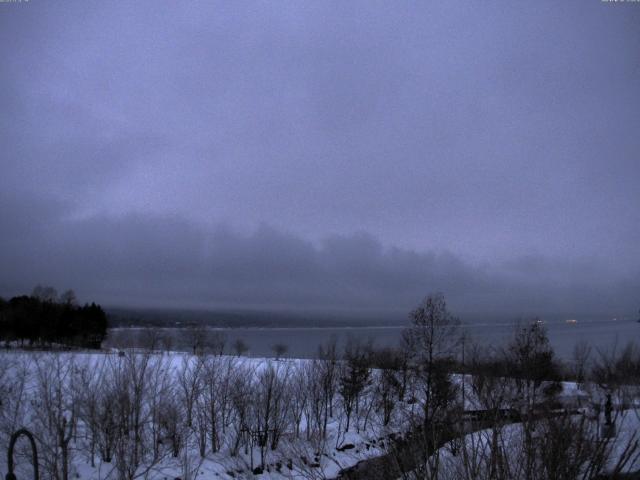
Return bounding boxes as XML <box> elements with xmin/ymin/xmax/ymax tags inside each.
<box><xmin>1</xmin><ymin>294</ymin><xmax>639</xmax><ymax>480</ymax></box>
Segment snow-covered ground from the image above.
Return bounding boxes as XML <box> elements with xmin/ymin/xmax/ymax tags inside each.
<box><xmin>434</xmin><ymin>411</ymin><xmax>640</xmax><ymax>478</ymax></box>
<box><xmin>0</xmin><ymin>350</ymin><xmax>401</xmax><ymax>479</ymax></box>
<box><xmin>1</xmin><ymin>349</ymin><xmax>638</xmax><ymax>479</ymax></box>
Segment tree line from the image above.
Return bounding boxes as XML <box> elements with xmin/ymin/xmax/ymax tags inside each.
<box><xmin>0</xmin><ymin>285</ymin><xmax>108</xmax><ymax>349</ymax></box>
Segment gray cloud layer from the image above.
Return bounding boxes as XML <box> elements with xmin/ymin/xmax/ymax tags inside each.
<box><xmin>1</xmin><ymin>1</ymin><xmax>639</xmax><ymax>315</ymax></box>
<box><xmin>1</xmin><ymin>188</ymin><xmax>637</xmax><ymax>316</ymax></box>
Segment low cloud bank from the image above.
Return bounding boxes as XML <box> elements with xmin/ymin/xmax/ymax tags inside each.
<box><xmin>0</xmin><ymin>191</ymin><xmax>637</xmax><ymax>317</ymax></box>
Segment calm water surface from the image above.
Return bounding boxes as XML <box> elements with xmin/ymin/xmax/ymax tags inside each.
<box><xmin>108</xmin><ymin>318</ymin><xmax>640</xmax><ymax>359</ymax></box>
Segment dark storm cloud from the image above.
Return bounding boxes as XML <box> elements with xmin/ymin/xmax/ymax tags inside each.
<box><xmin>1</xmin><ymin>1</ymin><xmax>639</xmax><ymax>315</ymax></box>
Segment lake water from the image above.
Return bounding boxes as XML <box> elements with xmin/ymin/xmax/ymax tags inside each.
<box><xmin>107</xmin><ymin>317</ymin><xmax>640</xmax><ymax>360</ymax></box>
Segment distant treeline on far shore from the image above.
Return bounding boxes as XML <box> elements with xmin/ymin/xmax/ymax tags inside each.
<box><xmin>0</xmin><ymin>285</ymin><xmax>107</xmax><ymax>349</ymax></box>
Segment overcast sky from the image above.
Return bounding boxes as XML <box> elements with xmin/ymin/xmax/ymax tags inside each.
<box><xmin>1</xmin><ymin>1</ymin><xmax>639</xmax><ymax>316</ymax></box>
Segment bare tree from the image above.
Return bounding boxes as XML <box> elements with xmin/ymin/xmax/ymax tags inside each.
<box><xmin>400</xmin><ymin>293</ymin><xmax>461</xmax><ymax>477</ymax></box>
<box><xmin>339</xmin><ymin>339</ymin><xmax>371</xmax><ymax>433</ymax></box>
<box><xmin>179</xmin><ymin>437</ymin><xmax>206</xmax><ymax>480</ymax></box>
<box><xmin>252</xmin><ymin>361</ymin><xmax>292</xmax><ymax>467</ymax></box>
<box><xmin>369</xmin><ymin>347</ymin><xmax>406</xmax><ymax>426</ymax></box>
<box><xmin>272</xmin><ymin>342</ymin><xmax>288</xmax><ymax>360</ymax></box>
<box><xmin>229</xmin><ymin>361</ymin><xmax>255</xmax><ymax>456</ymax></box>
<box><xmin>147</xmin><ymin>352</ymin><xmax>173</xmax><ymax>460</ymax></box>
<box><xmin>109</xmin><ymin>351</ymin><xmax>170</xmax><ymax>480</ymax></box>
<box><xmin>31</xmin><ymin>285</ymin><xmax>58</xmax><ymax>303</ymax></box>
<box><xmin>571</xmin><ymin>340</ymin><xmax>592</xmax><ymax>385</ymax></box>
<box><xmin>31</xmin><ymin>354</ymin><xmax>78</xmax><ymax>480</ymax></box>
<box><xmin>318</xmin><ymin>337</ymin><xmax>339</xmax><ymax>427</ymax></box>
<box><xmin>76</xmin><ymin>357</ymin><xmax>109</xmax><ymax>468</ymax></box>
<box><xmin>289</xmin><ymin>365</ymin><xmax>309</xmax><ymax>438</ymax></box>
<box><xmin>59</xmin><ymin>289</ymin><xmax>77</xmax><ymax>306</ymax></box>
<box><xmin>157</xmin><ymin>392</ymin><xmax>184</xmax><ymax>458</ymax></box>
<box><xmin>465</xmin><ymin>344</ymin><xmax>515</xmax><ymax>478</ymax></box>
<box><xmin>206</xmin><ymin>330</ymin><xmax>227</xmax><ymax>355</ymax></box>
<box><xmin>157</xmin><ymin>331</ymin><xmax>175</xmax><ymax>352</ymax></box>
<box><xmin>304</xmin><ymin>359</ymin><xmax>327</xmax><ymax>442</ymax></box>
<box><xmin>200</xmin><ymin>355</ymin><xmax>237</xmax><ymax>453</ymax></box>
<box><xmin>177</xmin><ymin>354</ymin><xmax>203</xmax><ymax>429</ymax></box>
<box><xmin>183</xmin><ymin>326</ymin><xmax>208</xmax><ymax>355</ymax></box>
<box><xmin>233</xmin><ymin>338</ymin><xmax>249</xmax><ymax>356</ymax></box>
<box><xmin>592</xmin><ymin>341</ymin><xmax>640</xmax><ymax>415</ymax></box>
<box><xmin>0</xmin><ymin>355</ymin><xmax>30</xmax><ymax>443</ymax></box>
<box><xmin>505</xmin><ymin>322</ymin><xmax>560</xmax><ymax>480</ymax></box>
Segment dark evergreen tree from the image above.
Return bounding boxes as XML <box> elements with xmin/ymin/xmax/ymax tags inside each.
<box><xmin>0</xmin><ymin>287</ymin><xmax>108</xmax><ymax>349</ymax></box>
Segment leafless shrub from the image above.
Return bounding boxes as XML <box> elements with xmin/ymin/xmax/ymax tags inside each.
<box><xmin>339</xmin><ymin>339</ymin><xmax>371</xmax><ymax>433</ymax></box>
<box><xmin>369</xmin><ymin>347</ymin><xmax>408</xmax><ymax>426</ymax></box>
<box><xmin>229</xmin><ymin>361</ymin><xmax>255</xmax><ymax>456</ymax></box>
<box><xmin>31</xmin><ymin>354</ymin><xmax>78</xmax><ymax>480</ymax></box>
<box><xmin>76</xmin><ymin>357</ymin><xmax>108</xmax><ymax>468</ymax></box>
<box><xmin>197</xmin><ymin>354</ymin><xmax>237</xmax><ymax>454</ymax></box>
<box><xmin>290</xmin><ymin>365</ymin><xmax>309</xmax><ymax>439</ymax></box>
<box><xmin>177</xmin><ymin>354</ymin><xmax>203</xmax><ymax>429</ymax></box>
<box><xmin>251</xmin><ymin>361</ymin><xmax>292</xmax><ymax>466</ymax></box>
<box><xmin>0</xmin><ymin>354</ymin><xmax>30</xmax><ymax>442</ymax></box>
<box><xmin>108</xmin><ymin>352</ymin><xmax>171</xmax><ymax>480</ymax></box>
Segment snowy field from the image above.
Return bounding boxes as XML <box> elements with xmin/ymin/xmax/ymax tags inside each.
<box><xmin>0</xmin><ymin>349</ymin><xmax>638</xmax><ymax>479</ymax></box>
